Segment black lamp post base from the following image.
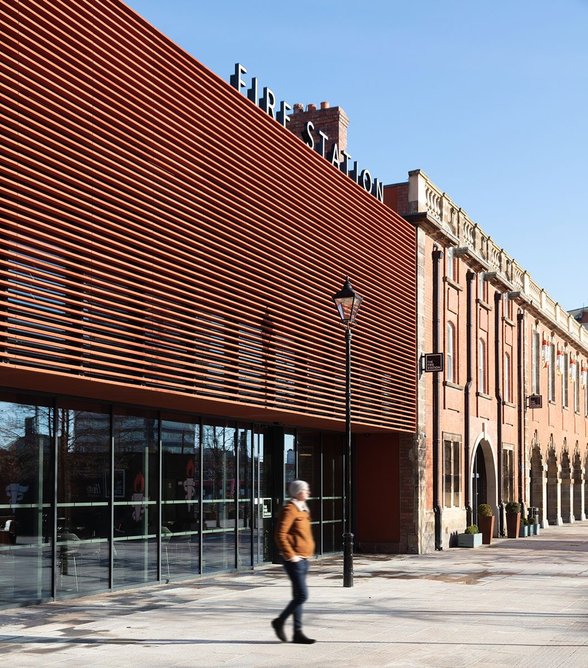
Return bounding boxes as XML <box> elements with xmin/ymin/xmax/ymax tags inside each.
<box><xmin>343</xmin><ymin>531</ymin><xmax>354</xmax><ymax>587</ymax></box>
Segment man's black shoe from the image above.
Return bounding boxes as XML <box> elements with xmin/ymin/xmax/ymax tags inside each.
<box><xmin>271</xmin><ymin>618</ymin><xmax>287</xmax><ymax>642</ymax></box>
<box><xmin>292</xmin><ymin>631</ymin><xmax>316</xmax><ymax>644</ymax></box>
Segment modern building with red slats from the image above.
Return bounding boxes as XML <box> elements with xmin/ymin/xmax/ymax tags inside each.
<box><xmin>0</xmin><ymin>0</ymin><xmax>417</xmax><ymax>605</ymax></box>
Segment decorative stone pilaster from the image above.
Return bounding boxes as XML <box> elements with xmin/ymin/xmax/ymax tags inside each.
<box><xmin>530</xmin><ymin>463</ymin><xmax>547</xmax><ymax>528</ymax></box>
<box><xmin>546</xmin><ymin>461</ymin><xmax>563</xmax><ymax>526</ymax></box>
<box><xmin>530</xmin><ymin>447</ymin><xmax>547</xmax><ymax>528</ymax></box>
<box><xmin>398</xmin><ymin>431</ymin><xmax>430</xmax><ymax>554</ymax></box>
<box><xmin>414</xmin><ymin>225</ymin><xmax>433</xmax><ymax>554</ymax></box>
<box><xmin>560</xmin><ymin>478</ymin><xmax>574</xmax><ymax>523</ymax></box>
<box><xmin>573</xmin><ymin>463</ymin><xmax>586</xmax><ymax>521</ymax></box>
<box><xmin>560</xmin><ymin>454</ymin><xmax>574</xmax><ymax>523</ymax></box>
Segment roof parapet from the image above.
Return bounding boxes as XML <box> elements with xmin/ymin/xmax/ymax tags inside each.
<box><xmin>406</xmin><ymin>169</ymin><xmax>588</xmax><ymax>351</ymax></box>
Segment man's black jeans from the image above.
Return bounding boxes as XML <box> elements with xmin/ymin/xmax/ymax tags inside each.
<box><xmin>278</xmin><ymin>558</ymin><xmax>309</xmax><ymax>632</ymax></box>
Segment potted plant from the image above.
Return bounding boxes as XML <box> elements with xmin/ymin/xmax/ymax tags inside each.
<box><xmin>519</xmin><ymin>516</ymin><xmax>529</xmax><ymax>537</ymax></box>
<box><xmin>478</xmin><ymin>504</ymin><xmax>495</xmax><ymax>545</ymax></box>
<box><xmin>457</xmin><ymin>524</ymin><xmax>482</xmax><ymax>548</ymax></box>
<box><xmin>505</xmin><ymin>501</ymin><xmax>521</xmax><ymax>538</ymax></box>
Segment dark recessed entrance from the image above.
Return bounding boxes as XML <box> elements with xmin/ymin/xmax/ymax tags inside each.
<box><xmin>472</xmin><ymin>439</ymin><xmax>496</xmax><ymax>524</ymax></box>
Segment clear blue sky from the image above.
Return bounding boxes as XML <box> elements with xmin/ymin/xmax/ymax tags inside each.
<box><xmin>124</xmin><ymin>0</ymin><xmax>587</xmax><ymax>311</ymax></box>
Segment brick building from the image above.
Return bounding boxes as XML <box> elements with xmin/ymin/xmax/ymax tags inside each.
<box><xmin>385</xmin><ymin>170</ymin><xmax>588</xmax><ymax>549</ymax></box>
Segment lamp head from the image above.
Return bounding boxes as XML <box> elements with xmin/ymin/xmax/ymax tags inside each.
<box><xmin>332</xmin><ymin>277</ymin><xmax>363</xmax><ymax>327</ymax></box>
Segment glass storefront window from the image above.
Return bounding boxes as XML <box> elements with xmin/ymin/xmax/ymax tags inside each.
<box><xmin>298</xmin><ymin>430</ymin><xmax>344</xmax><ymax>555</ymax></box>
<box><xmin>0</xmin><ymin>397</ymin><xmax>53</xmax><ymax>605</ymax></box>
<box><xmin>56</xmin><ymin>402</ymin><xmax>111</xmax><ymax>597</ymax></box>
<box><xmin>252</xmin><ymin>429</ymin><xmax>273</xmax><ymax>565</ymax></box>
<box><xmin>322</xmin><ymin>435</ymin><xmax>344</xmax><ymax>554</ymax></box>
<box><xmin>112</xmin><ymin>409</ymin><xmax>158</xmax><ymax>587</ymax></box>
<box><xmin>0</xmin><ymin>391</ymin><xmax>346</xmax><ymax>607</ymax></box>
<box><xmin>202</xmin><ymin>423</ymin><xmax>236</xmax><ymax>572</ymax></box>
<box><xmin>284</xmin><ymin>432</ymin><xmax>296</xmax><ymax>498</ymax></box>
<box><xmin>237</xmin><ymin>426</ymin><xmax>252</xmax><ymax>568</ymax></box>
<box><xmin>297</xmin><ymin>431</ymin><xmax>322</xmax><ymax>552</ymax></box>
<box><xmin>161</xmin><ymin>416</ymin><xmax>200</xmax><ymax>579</ymax></box>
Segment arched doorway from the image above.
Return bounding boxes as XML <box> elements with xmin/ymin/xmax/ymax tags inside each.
<box><xmin>471</xmin><ymin>438</ymin><xmax>497</xmax><ymax>524</ymax></box>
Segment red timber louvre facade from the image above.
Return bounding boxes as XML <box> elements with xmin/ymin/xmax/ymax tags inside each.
<box><xmin>0</xmin><ymin>0</ymin><xmax>416</xmax><ymax>605</ymax></box>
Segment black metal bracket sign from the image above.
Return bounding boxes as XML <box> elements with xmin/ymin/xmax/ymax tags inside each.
<box><xmin>421</xmin><ymin>353</ymin><xmax>444</xmax><ymax>373</ymax></box>
<box><xmin>526</xmin><ymin>394</ymin><xmax>542</xmax><ymax>409</ymax></box>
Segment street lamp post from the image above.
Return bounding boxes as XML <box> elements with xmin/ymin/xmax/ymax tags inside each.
<box><xmin>332</xmin><ymin>277</ymin><xmax>363</xmax><ymax>588</ymax></box>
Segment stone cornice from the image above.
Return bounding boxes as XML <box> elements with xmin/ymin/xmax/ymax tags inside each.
<box><xmin>406</xmin><ymin>169</ymin><xmax>588</xmax><ymax>354</ymax></box>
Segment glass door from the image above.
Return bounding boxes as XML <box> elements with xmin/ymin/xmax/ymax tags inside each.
<box><xmin>253</xmin><ymin>428</ymin><xmax>273</xmax><ymax>564</ymax></box>
<box><xmin>253</xmin><ymin>426</ymin><xmax>294</xmax><ymax>564</ymax></box>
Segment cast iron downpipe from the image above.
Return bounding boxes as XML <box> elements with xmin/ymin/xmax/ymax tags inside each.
<box><xmin>494</xmin><ymin>290</ymin><xmax>504</xmax><ymax>536</ymax></box>
<box><xmin>516</xmin><ymin>308</ymin><xmax>525</xmax><ymax>514</ymax></box>
<box><xmin>464</xmin><ymin>271</ymin><xmax>474</xmax><ymax>527</ymax></box>
<box><xmin>432</xmin><ymin>245</ymin><xmax>443</xmax><ymax>550</ymax></box>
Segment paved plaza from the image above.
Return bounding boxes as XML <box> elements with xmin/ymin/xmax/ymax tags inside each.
<box><xmin>1</xmin><ymin>522</ymin><xmax>587</xmax><ymax>667</ymax></box>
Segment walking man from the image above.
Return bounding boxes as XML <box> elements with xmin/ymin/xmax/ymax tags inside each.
<box><xmin>271</xmin><ymin>479</ymin><xmax>316</xmax><ymax>644</ymax></box>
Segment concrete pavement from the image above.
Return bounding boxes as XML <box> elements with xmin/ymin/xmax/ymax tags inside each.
<box><xmin>1</xmin><ymin>522</ymin><xmax>587</xmax><ymax>667</ymax></box>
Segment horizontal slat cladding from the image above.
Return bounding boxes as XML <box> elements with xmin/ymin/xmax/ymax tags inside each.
<box><xmin>1</xmin><ymin>0</ymin><xmax>417</xmax><ymax>432</ymax></box>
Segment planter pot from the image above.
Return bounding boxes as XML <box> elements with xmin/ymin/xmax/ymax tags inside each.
<box><xmin>528</xmin><ymin>523</ymin><xmax>539</xmax><ymax>536</ymax></box>
<box><xmin>479</xmin><ymin>515</ymin><xmax>495</xmax><ymax>545</ymax></box>
<box><xmin>506</xmin><ymin>512</ymin><xmax>521</xmax><ymax>538</ymax></box>
<box><xmin>457</xmin><ymin>532</ymin><xmax>482</xmax><ymax>548</ymax></box>
<box><xmin>519</xmin><ymin>524</ymin><xmax>529</xmax><ymax>537</ymax></box>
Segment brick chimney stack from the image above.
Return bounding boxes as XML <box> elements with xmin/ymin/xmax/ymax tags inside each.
<box><xmin>288</xmin><ymin>101</ymin><xmax>350</xmax><ymax>156</ymax></box>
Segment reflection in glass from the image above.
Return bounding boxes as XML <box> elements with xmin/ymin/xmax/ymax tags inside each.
<box><xmin>0</xmin><ymin>399</ymin><xmax>53</xmax><ymax>604</ymax></box>
<box><xmin>284</xmin><ymin>432</ymin><xmax>296</xmax><ymax>499</ymax></box>
<box><xmin>298</xmin><ymin>431</ymin><xmax>322</xmax><ymax>552</ymax></box>
<box><xmin>0</xmin><ymin>391</ymin><xmax>346</xmax><ymax>606</ymax></box>
<box><xmin>237</xmin><ymin>427</ymin><xmax>252</xmax><ymax>568</ymax></box>
<box><xmin>322</xmin><ymin>435</ymin><xmax>344</xmax><ymax>554</ymax></box>
<box><xmin>112</xmin><ymin>409</ymin><xmax>158</xmax><ymax>586</ymax></box>
<box><xmin>161</xmin><ymin>417</ymin><xmax>200</xmax><ymax>579</ymax></box>
<box><xmin>253</xmin><ymin>430</ymin><xmax>272</xmax><ymax>565</ymax></box>
<box><xmin>202</xmin><ymin>423</ymin><xmax>236</xmax><ymax>572</ymax></box>
<box><xmin>56</xmin><ymin>405</ymin><xmax>111</xmax><ymax>597</ymax></box>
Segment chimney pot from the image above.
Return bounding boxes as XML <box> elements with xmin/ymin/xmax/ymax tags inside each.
<box><xmin>293</xmin><ymin>103</ymin><xmax>303</xmax><ymax>112</ymax></box>
<box><xmin>307</xmin><ymin>103</ymin><xmax>317</xmax><ymax>111</ymax></box>
<box><xmin>320</xmin><ymin>101</ymin><xmax>330</xmax><ymax>109</ymax></box>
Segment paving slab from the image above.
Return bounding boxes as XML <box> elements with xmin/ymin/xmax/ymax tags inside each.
<box><xmin>1</xmin><ymin>522</ymin><xmax>587</xmax><ymax>667</ymax></box>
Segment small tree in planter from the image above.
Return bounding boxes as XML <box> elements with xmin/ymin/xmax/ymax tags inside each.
<box><xmin>519</xmin><ymin>516</ymin><xmax>529</xmax><ymax>537</ymax></box>
<box><xmin>505</xmin><ymin>501</ymin><xmax>521</xmax><ymax>538</ymax></box>
<box><xmin>457</xmin><ymin>524</ymin><xmax>482</xmax><ymax>548</ymax></box>
<box><xmin>478</xmin><ymin>504</ymin><xmax>495</xmax><ymax>545</ymax></box>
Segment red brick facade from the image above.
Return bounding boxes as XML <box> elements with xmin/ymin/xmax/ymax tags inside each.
<box><xmin>386</xmin><ymin>170</ymin><xmax>588</xmax><ymax>550</ymax></box>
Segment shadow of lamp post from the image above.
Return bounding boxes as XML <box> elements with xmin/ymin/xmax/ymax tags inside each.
<box><xmin>331</xmin><ymin>276</ymin><xmax>363</xmax><ymax>588</ymax></box>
